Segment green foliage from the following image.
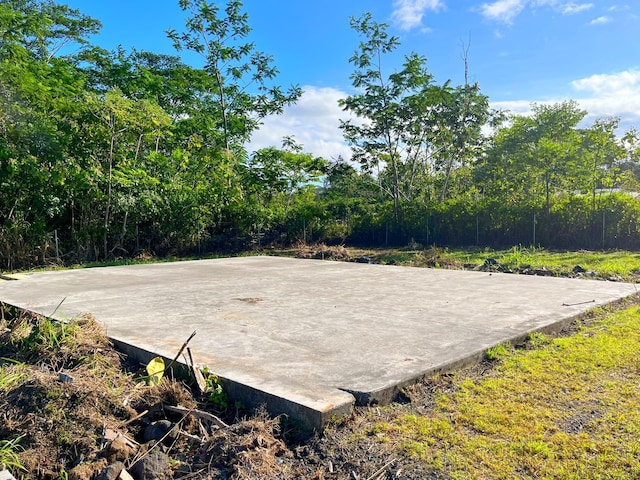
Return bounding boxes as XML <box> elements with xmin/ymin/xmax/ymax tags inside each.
<box><xmin>484</xmin><ymin>342</ymin><xmax>511</xmax><ymax>361</ymax></box>
<box><xmin>20</xmin><ymin>315</ymin><xmax>78</xmax><ymax>353</ymax></box>
<box><xmin>1</xmin><ymin>4</ymin><xmax>640</xmax><ymax>268</ymax></box>
<box><xmin>0</xmin><ymin>363</ymin><xmax>26</xmax><ymax>391</ymax></box>
<box><xmin>0</xmin><ymin>435</ymin><xmax>26</xmax><ymax>472</ymax></box>
<box><xmin>340</xmin><ymin>13</ymin><xmax>490</xmax><ymax>222</ymax></box>
<box><xmin>166</xmin><ymin>0</ymin><xmax>301</xmax><ymax>150</ymax></box>
<box><xmin>202</xmin><ymin>367</ymin><xmax>228</xmax><ymax>410</ymax></box>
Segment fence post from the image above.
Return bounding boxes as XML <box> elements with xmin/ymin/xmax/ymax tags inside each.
<box><xmin>533</xmin><ymin>213</ymin><xmax>536</xmax><ymax>247</ymax></box>
<box><xmin>474</xmin><ymin>194</ymin><xmax>479</xmax><ymax>246</ymax></box>
<box><xmin>602</xmin><ymin>210</ymin><xmax>606</xmax><ymax>250</ymax></box>
<box><xmin>54</xmin><ymin>229</ymin><xmax>60</xmax><ymax>262</ymax></box>
<box><xmin>426</xmin><ymin>216</ymin><xmax>429</xmax><ymax>245</ymax></box>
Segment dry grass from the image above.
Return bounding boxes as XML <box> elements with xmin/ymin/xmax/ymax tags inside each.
<box><xmin>0</xmin><ymin>307</ymin><xmax>302</xmax><ymax>479</ymax></box>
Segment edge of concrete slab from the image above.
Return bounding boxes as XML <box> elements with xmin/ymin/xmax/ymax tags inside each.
<box><xmin>337</xmin><ymin>292</ymin><xmax>639</xmax><ymax>407</ymax></box>
<box><xmin>111</xmin><ymin>338</ymin><xmax>355</xmax><ymax>432</ymax></box>
<box><xmin>1</xmin><ymin>261</ymin><xmax>636</xmax><ymax>432</ymax></box>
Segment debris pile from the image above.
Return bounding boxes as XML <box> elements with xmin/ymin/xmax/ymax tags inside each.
<box><xmin>0</xmin><ymin>307</ymin><xmax>290</xmax><ymax>479</ymax></box>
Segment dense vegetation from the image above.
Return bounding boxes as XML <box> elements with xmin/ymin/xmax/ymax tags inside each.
<box><xmin>2</xmin><ymin>0</ymin><xmax>640</xmax><ymax>270</ymax></box>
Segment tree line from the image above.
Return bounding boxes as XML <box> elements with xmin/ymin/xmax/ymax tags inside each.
<box><xmin>1</xmin><ymin>0</ymin><xmax>639</xmax><ymax>270</ymax></box>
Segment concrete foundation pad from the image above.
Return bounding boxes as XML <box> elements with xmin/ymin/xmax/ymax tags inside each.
<box><xmin>0</xmin><ymin>256</ymin><xmax>636</xmax><ymax>430</ymax></box>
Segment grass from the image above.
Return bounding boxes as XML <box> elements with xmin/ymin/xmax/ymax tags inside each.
<box><xmin>366</xmin><ymin>304</ymin><xmax>640</xmax><ymax>479</ymax></box>
<box><xmin>0</xmin><ymin>435</ymin><xmax>26</xmax><ymax>472</ymax></box>
<box><xmin>441</xmin><ymin>246</ymin><xmax>640</xmax><ymax>279</ymax></box>
<box><xmin>334</xmin><ymin>245</ymin><xmax>640</xmax><ymax>281</ymax></box>
<box><xmin>0</xmin><ymin>362</ymin><xmax>26</xmax><ymax>392</ymax></box>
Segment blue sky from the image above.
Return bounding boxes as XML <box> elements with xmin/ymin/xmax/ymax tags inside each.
<box><xmin>62</xmin><ymin>0</ymin><xmax>640</xmax><ymax>160</ymax></box>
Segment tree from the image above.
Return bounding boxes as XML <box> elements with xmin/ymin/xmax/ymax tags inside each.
<box><xmin>243</xmin><ymin>138</ymin><xmax>327</xmax><ymax>235</ymax></box>
<box><xmin>579</xmin><ymin>117</ymin><xmax>625</xmax><ymax>211</ymax></box>
<box><xmin>434</xmin><ymin>83</ymin><xmax>490</xmax><ymax>202</ymax></box>
<box><xmin>341</xmin><ymin>14</ymin><xmax>431</xmax><ymax>221</ymax></box>
<box><xmin>0</xmin><ymin>0</ymin><xmax>100</xmax><ymax>62</ymax></box>
<box><xmin>531</xmin><ymin>102</ymin><xmax>586</xmax><ymax>212</ymax></box>
<box><xmin>0</xmin><ymin>0</ymin><xmax>100</xmax><ymax>266</ymax></box>
<box><xmin>340</xmin><ymin>13</ymin><xmax>490</xmax><ymax>224</ymax></box>
<box><xmin>480</xmin><ymin>101</ymin><xmax>587</xmax><ymax>212</ymax></box>
<box><xmin>166</xmin><ymin>0</ymin><xmax>301</xmax><ymax>152</ymax></box>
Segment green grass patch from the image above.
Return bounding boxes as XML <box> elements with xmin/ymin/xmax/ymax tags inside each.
<box><xmin>371</xmin><ymin>305</ymin><xmax>640</xmax><ymax>479</ymax></box>
<box><xmin>443</xmin><ymin>246</ymin><xmax>640</xmax><ymax>280</ymax></box>
<box><xmin>0</xmin><ymin>435</ymin><xmax>26</xmax><ymax>472</ymax></box>
<box><xmin>0</xmin><ymin>362</ymin><xmax>26</xmax><ymax>392</ymax></box>
<box><xmin>350</xmin><ymin>245</ymin><xmax>640</xmax><ymax>281</ymax></box>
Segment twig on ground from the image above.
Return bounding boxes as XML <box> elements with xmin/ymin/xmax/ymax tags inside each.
<box><xmin>164</xmin><ymin>330</ymin><xmax>196</xmax><ymax>373</ymax></box>
<box><xmin>162</xmin><ymin>404</ymin><xmax>228</xmax><ymax>429</ymax></box>
<box><xmin>118</xmin><ymin>409</ymin><xmax>149</xmax><ymax>428</ymax></box>
<box><xmin>366</xmin><ymin>458</ymin><xmax>396</xmax><ymax>480</ymax></box>
<box><xmin>186</xmin><ymin>347</ymin><xmax>207</xmax><ymax>395</ymax></box>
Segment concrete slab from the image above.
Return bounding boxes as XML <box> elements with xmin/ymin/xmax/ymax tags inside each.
<box><xmin>0</xmin><ymin>256</ymin><xmax>636</xmax><ymax>430</ymax></box>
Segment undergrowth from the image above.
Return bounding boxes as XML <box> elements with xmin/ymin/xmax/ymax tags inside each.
<box><xmin>441</xmin><ymin>246</ymin><xmax>640</xmax><ymax>280</ymax></box>
<box><xmin>0</xmin><ymin>306</ymin><xmax>296</xmax><ymax>479</ymax></box>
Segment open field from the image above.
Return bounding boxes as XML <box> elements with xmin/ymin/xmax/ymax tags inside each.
<box><xmin>2</xmin><ymin>246</ymin><xmax>640</xmax><ymax>479</ymax></box>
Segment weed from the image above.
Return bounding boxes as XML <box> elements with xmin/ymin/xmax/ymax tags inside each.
<box><xmin>501</xmin><ymin>244</ymin><xmax>537</xmax><ymax>269</ymax></box>
<box><xmin>202</xmin><ymin>367</ymin><xmax>228</xmax><ymax>410</ymax></box>
<box><xmin>21</xmin><ymin>316</ymin><xmax>78</xmax><ymax>354</ymax></box>
<box><xmin>528</xmin><ymin>331</ymin><xmax>552</xmax><ymax>349</ymax></box>
<box><xmin>484</xmin><ymin>342</ymin><xmax>511</xmax><ymax>361</ymax></box>
<box><xmin>0</xmin><ymin>363</ymin><xmax>25</xmax><ymax>391</ymax></box>
<box><xmin>512</xmin><ymin>439</ymin><xmax>552</xmax><ymax>458</ymax></box>
<box><xmin>0</xmin><ymin>435</ymin><xmax>26</xmax><ymax>472</ymax></box>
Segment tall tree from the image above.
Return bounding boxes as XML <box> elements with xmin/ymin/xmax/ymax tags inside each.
<box><xmin>480</xmin><ymin>101</ymin><xmax>586</xmax><ymax>212</ymax></box>
<box><xmin>166</xmin><ymin>0</ymin><xmax>301</xmax><ymax>152</ymax></box>
<box><xmin>340</xmin><ymin>13</ymin><xmax>490</xmax><ymax>222</ymax></box>
<box><xmin>340</xmin><ymin>13</ymin><xmax>434</xmax><ymax>221</ymax></box>
<box><xmin>0</xmin><ymin>0</ymin><xmax>100</xmax><ymax>266</ymax></box>
<box><xmin>531</xmin><ymin>101</ymin><xmax>586</xmax><ymax>212</ymax></box>
<box><xmin>578</xmin><ymin>117</ymin><xmax>625</xmax><ymax>211</ymax></box>
<box><xmin>434</xmin><ymin>82</ymin><xmax>490</xmax><ymax>202</ymax></box>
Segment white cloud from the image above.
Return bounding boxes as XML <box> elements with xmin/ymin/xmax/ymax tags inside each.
<box><xmin>572</xmin><ymin>69</ymin><xmax>640</xmax><ymax>98</ymax></box>
<box><xmin>532</xmin><ymin>0</ymin><xmax>593</xmax><ymax>12</ymax></box>
<box><xmin>479</xmin><ymin>0</ymin><xmax>526</xmax><ymax>24</ymax></box>
<box><xmin>571</xmin><ymin>70</ymin><xmax>640</xmax><ymax>127</ymax></box>
<box><xmin>480</xmin><ymin>0</ymin><xmax>596</xmax><ymax>23</ymax></box>
<box><xmin>492</xmin><ymin>70</ymin><xmax>640</xmax><ymax>132</ymax></box>
<box><xmin>561</xmin><ymin>2</ymin><xmax>594</xmax><ymax>14</ymax></box>
<box><xmin>248</xmin><ymin>86</ymin><xmax>353</xmax><ymax>160</ymax></box>
<box><xmin>391</xmin><ymin>0</ymin><xmax>445</xmax><ymax>30</ymax></box>
<box><xmin>589</xmin><ymin>15</ymin><xmax>612</xmax><ymax>25</ymax></box>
